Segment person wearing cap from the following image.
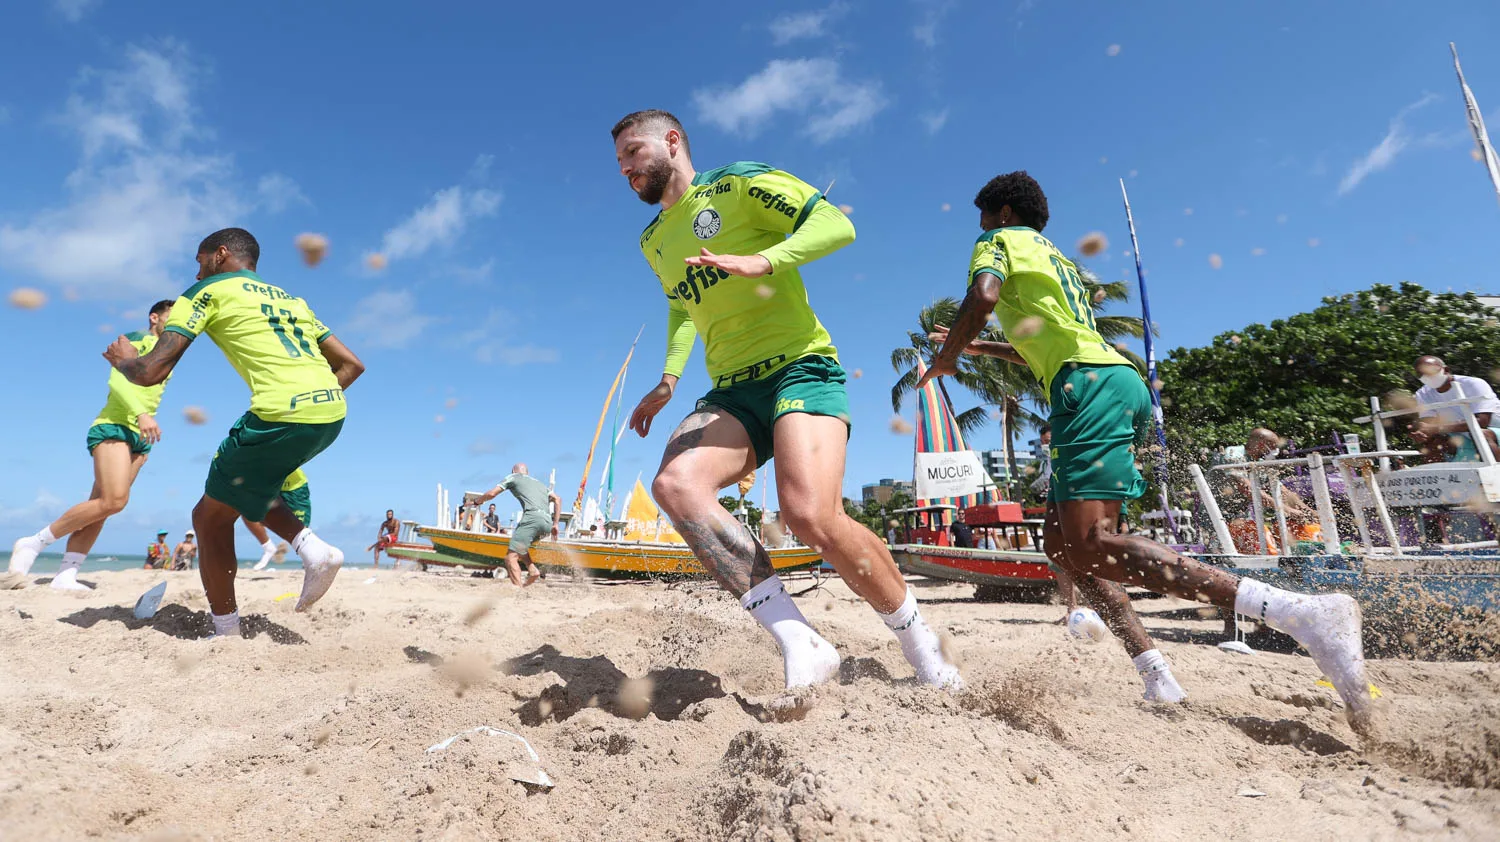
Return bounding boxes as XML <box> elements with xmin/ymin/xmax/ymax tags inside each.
<box><xmin>173</xmin><ymin>530</ymin><xmax>198</xmax><ymax>571</ymax></box>
<box><xmin>145</xmin><ymin>530</ymin><xmax>171</xmax><ymax>569</ymax></box>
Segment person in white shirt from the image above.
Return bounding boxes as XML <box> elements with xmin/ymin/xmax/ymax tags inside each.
<box><xmin>1411</xmin><ymin>355</ymin><xmax>1500</xmax><ymax>463</ymax></box>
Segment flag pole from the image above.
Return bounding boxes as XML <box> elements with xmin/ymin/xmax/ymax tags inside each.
<box><xmin>1120</xmin><ymin>179</ymin><xmax>1182</xmax><ymax>542</ymax></box>
<box><xmin>1451</xmin><ymin>42</ymin><xmax>1500</xmax><ymax>209</ymax></box>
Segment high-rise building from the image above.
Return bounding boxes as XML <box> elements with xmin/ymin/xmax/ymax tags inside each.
<box><xmin>861</xmin><ymin>478</ymin><xmax>915</xmax><ymax>504</ymax></box>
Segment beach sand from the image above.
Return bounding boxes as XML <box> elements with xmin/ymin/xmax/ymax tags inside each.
<box><xmin>2</xmin><ymin>567</ymin><xmax>1497</xmax><ymax>841</ymax></box>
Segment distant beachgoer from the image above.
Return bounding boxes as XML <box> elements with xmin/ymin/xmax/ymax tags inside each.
<box><xmin>476</xmin><ymin>464</ymin><xmax>558</xmax><ymax>586</ymax></box>
<box><xmin>483</xmin><ymin>505</ymin><xmax>500</xmax><ymax>534</ymax></box>
<box><xmin>612</xmin><ymin>108</ymin><xmax>961</xmax><ymax>696</ymax></box>
<box><xmin>6</xmin><ymin>300</ymin><xmax>176</xmax><ymax>591</ymax></box>
<box><xmin>146</xmin><ymin>530</ymin><xmax>171</xmax><ymax>569</ymax></box>
<box><xmin>173</xmin><ymin>531</ymin><xmax>198</xmax><ymax>571</ymax></box>
<box><xmin>1214</xmin><ymin>428</ymin><xmax>1320</xmax><ymax>554</ymax></box>
<box><xmin>103</xmin><ymin>227</ymin><xmax>364</xmax><ymax>637</ymax></box>
<box><xmin>1411</xmin><ymin>355</ymin><xmax>1500</xmax><ymax>463</ymax></box>
<box><xmin>247</xmin><ymin>469</ymin><xmax>313</xmax><ymax>571</ymax></box>
<box><xmin>923</xmin><ymin>170</ymin><xmax>1373</xmax><ymax>732</ymax></box>
<box><xmin>370</xmin><ymin>509</ymin><xmax>400</xmax><ymax>566</ymax></box>
<box><xmin>950</xmin><ymin>510</ymin><xmax>975</xmax><ymax>548</ymax></box>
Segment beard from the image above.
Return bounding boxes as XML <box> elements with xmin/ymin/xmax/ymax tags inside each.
<box><xmin>634</xmin><ymin>157</ymin><xmax>674</xmax><ymax>205</ymax></box>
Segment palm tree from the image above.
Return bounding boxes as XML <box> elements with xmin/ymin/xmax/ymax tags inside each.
<box><xmin>890</xmin><ymin>258</ymin><xmax>1149</xmax><ymax>494</ymax></box>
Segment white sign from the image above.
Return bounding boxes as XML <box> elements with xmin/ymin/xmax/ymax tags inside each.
<box><xmin>1364</xmin><ymin>466</ymin><xmax>1500</xmax><ymax>508</ymax></box>
<box><xmin>914</xmin><ymin>451</ymin><xmax>995</xmax><ymax>500</ymax></box>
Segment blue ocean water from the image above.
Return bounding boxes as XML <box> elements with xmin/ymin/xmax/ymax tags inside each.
<box><xmin>1</xmin><ymin>552</ymin><xmax>263</xmax><ymax>573</ymax></box>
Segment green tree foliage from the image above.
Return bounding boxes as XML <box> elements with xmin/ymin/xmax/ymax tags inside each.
<box><xmin>718</xmin><ymin>495</ymin><xmax>763</xmax><ymax>531</ymax></box>
<box><xmin>1156</xmin><ymin>283</ymin><xmax>1500</xmax><ymax>456</ymax></box>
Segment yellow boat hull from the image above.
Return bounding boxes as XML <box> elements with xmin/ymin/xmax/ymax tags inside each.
<box><xmin>415</xmin><ymin>526</ymin><xmax>821</xmax><ymax>578</ymax></box>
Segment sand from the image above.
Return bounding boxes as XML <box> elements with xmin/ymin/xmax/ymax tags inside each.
<box><xmin>2</xmin><ymin>566</ymin><xmax>1498</xmax><ymax>841</ymax></box>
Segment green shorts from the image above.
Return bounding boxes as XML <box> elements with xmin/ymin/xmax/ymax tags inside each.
<box><xmin>696</xmin><ymin>355</ymin><xmax>850</xmax><ymax>468</ymax></box>
<box><xmin>87</xmin><ymin>423</ymin><xmax>151</xmax><ymax>455</ymax></box>
<box><xmin>207</xmin><ymin>412</ymin><xmax>342</xmax><ymax>521</ymax></box>
<box><xmin>279</xmin><ymin>483</ymin><xmax>313</xmax><ymax>527</ymax></box>
<box><xmin>509</xmin><ymin>513</ymin><xmax>552</xmax><ymax>556</ymax></box>
<box><xmin>1047</xmin><ymin>363</ymin><xmax>1150</xmax><ymax>503</ymax></box>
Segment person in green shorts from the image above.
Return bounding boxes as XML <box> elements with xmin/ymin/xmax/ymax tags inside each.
<box><xmin>246</xmin><ymin>469</ymin><xmax>312</xmax><ymax>571</ymax></box>
<box><xmin>103</xmin><ymin>228</ymin><xmax>366</xmax><ymax>638</ymax></box>
<box><xmin>6</xmin><ymin>300</ymin><xmax>176</xmax><ymax>592</ymax></box>
<box><xmin>612</xmin><ymin>109</ymin><xmax>961</xmax><ymax>697</ymax></box>
<box><xmin>475</xmin><ymin>463</ymin><xmax>559</xmax><ymax>586</ymax></box>
<box><xmin>922</xmin><ymin>171</ymin><xmax>1375</xmax><ymax>733</ymax></box>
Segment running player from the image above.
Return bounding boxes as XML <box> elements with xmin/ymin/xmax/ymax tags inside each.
<box><xmin>921</xmin><ymin>171</ymin><xmax>1373</xmax><ymax>732</ymax></box>
<box><xmin>247</xmin><ymin>469</ymin><xmax>312</xmax><ymax>571</ymax></box>
<box><xmin>103</xmin><ymin>228</ymin><xmax>365</xmax><ymax>637</ymax></box>
<box><xmin>612</xmin><ymin>109</ymin><xmax>961</xmax><ymax>693</ymax></box>
<box><xmin>6</xmin><ymin>300</ymin><xmax>177</xmax><ymax>590</ymax></box>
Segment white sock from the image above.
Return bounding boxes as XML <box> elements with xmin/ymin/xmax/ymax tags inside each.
<box><xmin>292</xmin><ymin>528</ymin><xmax>327</xmax><ymax>561</ymax></box>
<box><xmin>1133</xmin><ymin>648</ymin><xmax>1187</xmax><ymax>703</ymax></box>
<box><xmin>879</xmin><ymin>588</ymin><xmax>963</xmax><ymax>689</ymax></box>
<box><xmin>1234</xmin><ymin>578</ymin><xmax>1373</xmax><ymax>731</ymax></box>
<box><xmin>37</xmin><ymin>526</ymin><xmax>57</xmax><ymax>546</ymax></box>
<box><xmin>742</xmin><ymin>576</ymin><xmax>840</xmax><ymax>689</ymax></box>
<box><xmin>211</xmin><ymin>611</ymin><xmax>241</xmax><ymax>638</ymax></box>
<box><xmin>294</xmin><ymin>531</ymin><xmax>344</xmax><ymax>612</ymax></box>
<box><xmin>260</xmin><ymin>539</ymin><xmax>277</xmax><ymax>554</ymax></box>
<box><xmin>60</xmin><ymin>551</ymin><xmax>85</xmax><ymax>573</ymax></box>
<box><xmin>50</xmin><ymin>553</ymin><xmax>89</xmax><ymax>591</ymax></box>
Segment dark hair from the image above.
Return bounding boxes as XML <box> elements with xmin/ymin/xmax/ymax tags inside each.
<box><xmin>611</xmin><ymin>109</ymin><xmax>690</xmax><ymax>156</ymax></box>
<box><xmin>150</xmin><ymin>299</ymin><xmax>175</xmax><ymax>316</ymax></box>
<box><xmin>974</xmin><ymin>171</ymin><xmax>1049</xmax><ymax>231</ymax></box>
<box><xmin>197</xmin><ymin>227</ymin><xmax>260</xmax><ymax>266</ymax></box>
<box><xmin>1039</xmin><ymin>424</ymin><xmax>1051</xmax><ymax>435</ymax></box>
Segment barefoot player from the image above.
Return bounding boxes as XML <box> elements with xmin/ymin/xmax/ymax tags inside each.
<box><xmin>612</xmin><ymin>110</ymin><xmax>961</xmax><ymax>692</ymax></box>
<box><xmin>104</xmin><ymin>228</ymin><xmax>365</xmax><ymax>637</ymax></box>
<box><xmin>7</xmin><ymin>300</ymin><xmax>176</xmax><ymax>590</ymax></box>
<box><xmin>922</xmin><ymin>171</ymin><xmax>1373</xmax><ymax>732</ymax></box>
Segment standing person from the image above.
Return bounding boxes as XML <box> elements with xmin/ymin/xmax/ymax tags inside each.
<box><xmin>248</xmin><ymin>469</ymin><xmax>312</xmax><ymax>571</ymax></box>
<box><xmin>921</xmin><ymin>171</ymin><xmax>1373</xmax><ymax>732</ymax></box>
<box><xmin>173</xmin><ymin>531</ymin><xmax>198</xmax><ymax>571</ymax></box>
<box><xmin>146</xmin><ymin>530</ymin><xmax>172</xmax><ymax>570</ymax></box>
<box><xmin>612</xmin><ymin>109</ymin><xmax>961</xmax><ymax>693</ymax></box>
<box><xmin>6</xmin><ymin>301</ymin><xmax>176</xmax><ymax>591</ymax></box>
<box><xmin>474</xmin><ymin>464</ymin><xmax>557</xmax><ymax>586</ymax></box>
<box><xmin>103</xmin><ymin>228</ymin><xmax>365</xmax><ymax>638</ymax></box>
<box><xmin>370</xmin><ymin>509</ymin><xmax>400</xmax><ymax>566</ymax></box>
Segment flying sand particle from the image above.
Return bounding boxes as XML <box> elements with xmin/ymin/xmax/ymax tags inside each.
<box><xmin>183</xmin><ymin>406</ymin><xmax>209</xmax><ymax>425</ymax></box>
<box><xmin>295</xmin><ymin>233</ymin><xmax>329</xmax><ymax>267</ymax></box>
<box><xmin>755</xmin><ymin>284</ymin><xmax>775</xmax><ymax>299</ymax></box>
<box><xmin>1012</xmin><ymin>316</ymin><xmax>1043</xmax><ymax>338</ymax></box>
<box><xmin>8</xmin><ymin>288</ymin><xmax>46</xmax><ymax>310</ymax></box>
<box><xmin>1208</xmin><ymin>254</ymin><xmax>1223</xmax><ymax>270</ymax></box>
<box><xmin>365</xmin><ymin>253</ymin><xmax>388</xmax><ymax>271</ymax></box>
<box><xmin>1077</xmin><ymin>232</ymin><xmax>1108</xmax><ymax>257</ymax></box>
<box><xmin>1106</xmin><ymin>44</ymin><xmax>1122</xmax><ymax>57</ymax></box>
<box><xmin>889</xmin><ymin>416</ymin><xmax>914</xmax><ymax>435</ymax></box>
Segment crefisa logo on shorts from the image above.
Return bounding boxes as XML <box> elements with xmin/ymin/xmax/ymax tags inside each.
<box><xmin>692</xmin><ymin>208</ymin><xmax>722</xmax><ymax>240</ymax></box>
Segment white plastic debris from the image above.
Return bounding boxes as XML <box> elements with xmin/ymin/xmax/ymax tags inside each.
<box><xmin>426</xmin><ymin>726</ymin><xmax>554</xmax><ymax>788</ymax></box>
<box><xmin>133</xmin><ymin>581</ymin><xmax>167</xmax><ymax>620</ymax></box>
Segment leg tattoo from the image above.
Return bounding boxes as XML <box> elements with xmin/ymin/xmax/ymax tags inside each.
<box><xmin>675</xmin><ymin>511</ymin><xmax>775</xmax><ymax>598</ymax></box>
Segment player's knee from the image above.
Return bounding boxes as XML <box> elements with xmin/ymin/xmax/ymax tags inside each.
<box><xmin>651</xmin><ymin>470</ymin><xmax>704</xmax><ymax>519</ymax></box>
<box><xmin>779</xmin><ymin>506</ymin><xmax>834</xmax><ymax>548</ymax></box>
<box><xmin>98</xmin><ymin>492</ymin><xmax>129</xmax><ymax>516</ymax></box>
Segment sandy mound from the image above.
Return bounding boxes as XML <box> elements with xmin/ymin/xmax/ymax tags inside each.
<box><xmin>2</xmin><ymin>569</ymin><xmax>1497</xmax><ymax>840</ymax></box>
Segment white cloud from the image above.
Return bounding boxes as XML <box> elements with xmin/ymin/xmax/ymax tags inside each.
<box><xmin>0</xmin><ymin>105</ymin><xmax>11</xmax><ymax>124</ymax></box>
<box><xmin>54</xmin><ymin>0</ymin><xmax>99</xmax><ymax>22</ymax></box>
<box><xmin>769</xmin><ymin>2</ymin><xmax>849</xmax><ymax>45</ymax></box>
<box><xmin>342</xmin><ymin>290</ymin><xmax>439</xmax><ymax>350</ymax></box>
<box><xmin>0</xmin><ymin>43</ymin><xmax>288</xmax><ymax>296</ymax></box>
<box><xmin>913</xmin><ymin>0</ymin><xmax>955</xmax><ymax>48</ymax></box>
<box><xmin>454</xmin><ymin>309</ymin><xmax>560</xmax><ymax>366</ymax></box>
<box><xmin>451</xmin><ymin>258</ymin><xmax>496</xmax><ymax>285</ymax></box>
<box><xmin>256</xmin><ymin>173</ymin><xmax>308</xmax><ymax>213</ymax></box>
<box><xmin>920</xmin><ymin>108</ymin><xmax>950</xmax><ymax>135</ymax></box>
<box><xmin>693</xmin><ymin>58</ymin><xmax>887</xmax><ymax>144</ymax></box>
<box><xmin>0</xmin><ymin>488</ymin><xmax>64</xmax><ymax>528</ymax></box>
<box><xmin>379</xmin><ymin>178</ymin><xmax>501</xmax><ymax>262</ymax></box>
<box><xmin>1338</xmin><ymin>93</ymin><xmax>1440</xmax><ymax>195</ymax></box>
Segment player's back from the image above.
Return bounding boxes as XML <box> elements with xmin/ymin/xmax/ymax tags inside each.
<box><xmin>166</xmin><ymin>270</ymin><xmax>344</xmax><ymax>424</ymax></box>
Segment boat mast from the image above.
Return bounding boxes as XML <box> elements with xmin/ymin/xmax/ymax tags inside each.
<box><xmin>574</xmin><ymin>326</ymin><xmax>645</xmax><ymax>519</ymax></box>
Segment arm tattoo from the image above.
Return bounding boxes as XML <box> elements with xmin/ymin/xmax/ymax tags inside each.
<box><xmin>118</xmin><ymin>331</ymin><xmax>190</xmax><ymax>386</ymax></box>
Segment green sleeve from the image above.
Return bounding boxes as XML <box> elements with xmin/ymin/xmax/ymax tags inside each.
<box><xmin>663</xmin><ymin>298</ymin><xmax>696</xmax><ymax>378</ymax></box>
<box><xmin>758</xmin><ymin>199</ymin><xmax>855</xmax><ymax>276</ymax></box>
<box><xmin>969</xmin><ymin>232</ymin><xmax>1009</xmax><ymax>285</ymax></box>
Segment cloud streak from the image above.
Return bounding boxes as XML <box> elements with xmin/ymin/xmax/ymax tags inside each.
<box><xmin>342</xmin><ymin>290</ymin><xmax>439</xmax><ymax>349</ymax></box>
<box><xmin>379</xmin><ymin>173</ymin><xmax>501</xmax><ymax>262</ymax></box>
<box><xmin>1338</xmin><ymin>93</ymin><xmax>1441</xmax><ymax>195</ymax></box>
<box><xmin>768</xmin><ymin>3</ymin><xmax>849</xmax><ymax>45</ymax></box>
<box><xmin>693</xmin><ymin>58</ymin><xmax>886</xmax><ymax>144</ymax></box>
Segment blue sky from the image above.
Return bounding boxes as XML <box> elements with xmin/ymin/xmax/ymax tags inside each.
<box><xmin>1</xmin><ymin>1</ymin><xmax>1498</xmax><ymax>554</ymax></box>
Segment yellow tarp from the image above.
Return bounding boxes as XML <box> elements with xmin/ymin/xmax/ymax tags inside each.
<box><xmin>622</xmin><ymin>479</ymin><xmax>685</xmax><ymax>543</ymax></box>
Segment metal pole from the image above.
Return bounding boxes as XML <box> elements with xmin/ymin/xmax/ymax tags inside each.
<box><xmin>1120</xmin><ymin>180</ymin><xmax>1180</xmax><ymax>542</ymax></box>
<box><xmin>1270</xmin><ymin>478</ymin><xmax>1292</xmax><ymax>555</ymax></box>
<box><xmin>1337</xmin><ymin>461</ymin><xmax>1374</xmax><ymax>552</ymax></box>
<box><xmin>1248</xmin><ymin>471</ymin><xmax>1269</xmax><ymax>554</ymax></box>
<box><xmin>1307</xmin><ymin>453</ymin><xmax>1343</xmax><ymax>554</ymax></box>
<box><xmin>1362</xmin><ymin>463</ymin><xmax>1404</xmax><ymax>553</ymax></box>
<box><xmin>1370</xmin><ymin>396</ymin><xmax>1391</xmax><ymax>473</ymax></box>
<box><xmin>1189</xmin><ymin>464</ymin><xmax>1236</xmax><ymax>554</ymax></box>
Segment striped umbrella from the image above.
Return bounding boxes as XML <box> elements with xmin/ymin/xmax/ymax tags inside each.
<box><xmin>912</xmin><ymin>358</ymin><xmax>994</xmax><ymax>524</ymax></box>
